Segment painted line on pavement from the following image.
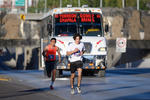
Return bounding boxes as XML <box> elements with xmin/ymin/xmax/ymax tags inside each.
<box><xmin>0</xmin><ymin>78</ymin><xmax>9</xmax><ymax>81</ymax></box>
<box><xmin>43</xmin><ymin>78</ymin><xmax>69</xmax><ymax>81</ymax></box>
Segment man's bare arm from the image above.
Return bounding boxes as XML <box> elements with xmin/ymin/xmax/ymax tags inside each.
<box><xmin>57</xmin><ymin>48</ymin><xmax>61</xmax><ymax>63</ymax></box>
<box><xmin>67</xmin><ymin>48</ymin><xmax>79</xmax><ymax>56</ymax></box>
<box><xmin>80</xmin><ymin>50</ymin><xmax>85</xmax><ymax>56</ymax></box>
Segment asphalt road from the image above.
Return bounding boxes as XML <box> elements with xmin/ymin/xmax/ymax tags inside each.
<box><xmin>0</xmin><ymin>81</ymin><xmax>63</xmax><ymax>100</ymax></box>
<box><xmin>0</xmin><ymin>68</ymin><xmax>150</xmax><ymax>100</ymax></box>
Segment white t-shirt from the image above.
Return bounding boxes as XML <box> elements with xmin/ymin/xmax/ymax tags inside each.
<box><xmin>67</xmin><ymin>42</ymin><xmax>85</xmax><ymax>62</ymax></box>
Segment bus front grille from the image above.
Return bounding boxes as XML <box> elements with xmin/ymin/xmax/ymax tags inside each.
<box><xmin>83</xmin><ymin>42</ymin><xmax>92</xmax><ymax>53</ymax></box>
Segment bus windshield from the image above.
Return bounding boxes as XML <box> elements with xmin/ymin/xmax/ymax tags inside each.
<box><xmin>54</xmin><ymin>13</ymin><xmax>103</xmax><ymax>36</ymax></box>
<box><xmin>55</xmin><ymin>23</ymin><xmax>77</xmax><ymax>36</ymax></box>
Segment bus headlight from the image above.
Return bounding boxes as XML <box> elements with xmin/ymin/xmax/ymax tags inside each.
<box><xmin>98</xmin><ymin>47</ymin><xmax>106</xmax><ymax>52</ymax></box>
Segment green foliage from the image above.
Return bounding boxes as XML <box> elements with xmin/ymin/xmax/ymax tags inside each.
<box><xmin>28</xmin><ymin>7</ymin><xmax>36</xmax><ymax>13</ymax></box>
<box><xmin>103</xmin><ymin>0</ymin><xmax>122</xmax><ymax>8</ymax></box>
<box><xmin>140</xmin><ymin>0</ymin><xmax>150</xmax><ymax>10</ymax></box>
<box><xmin>126</xmin><ymin>0</ymin><xmax>137</xmax><ymax>7</ymax></box>
<box><xmin>28</xmin><ymin>0</ymin><xmax>150</xmax><ymax>13</ymax></box>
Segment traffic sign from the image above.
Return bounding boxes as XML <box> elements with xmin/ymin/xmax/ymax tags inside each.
<box><xmin>116</xmin><ymin>38</ymin><xmax>127</xmax><ymax>53</ymax></box>
<box><xmin>20</xmin><ymin>14</ymin><xmax>25</xmax><ymax>21</ymax></box>
<box><xmin>15</xmin><ymin>0</ymin><xmax>25</xmax><ymax>6</ymax></box>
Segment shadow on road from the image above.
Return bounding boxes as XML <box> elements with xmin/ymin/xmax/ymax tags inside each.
<box><xmin>82</xmin><ymin>85</ymin><xmax>139</xmax><ymax>95</ymax></box>
<box><xmin>106</xmin><ymin>68</ymin><xmax>150</xmax><ymax>75</ymax></box>
<box><xmin>19</xmin><ymin>87</ymin><xmax>50</xmax><ymax>93</ymax></box>
<box><xmin>108</xmin><ymin>91</ymin><xmax>150</xmax><ymax>100</ymax></box>
<box><xmin>0</xmin><ymin>87</ymin><xmax>50</xmax><ymax>99</ymax></box>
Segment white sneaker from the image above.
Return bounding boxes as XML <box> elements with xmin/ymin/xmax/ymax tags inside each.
<box><xmin>76</xmin><ymin>87</ymin><xmax>81</xmax><ymax>94</ymax></box>
<box><xmin>71</xmin><ymin>88</ymin><xmax>75</xmax><ymax>95</ymax></box>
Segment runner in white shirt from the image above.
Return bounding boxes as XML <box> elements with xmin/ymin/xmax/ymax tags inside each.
<box><xmin>67</xmin><ymin>34</ymin><xmax>85</xmax><ymax>94</ymax></box>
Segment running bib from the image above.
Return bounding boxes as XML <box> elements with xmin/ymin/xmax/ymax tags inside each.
<box><xmin>47</xmin><ymin>54</ymin><xmax>55</xmax><ymax>61</ymax></box>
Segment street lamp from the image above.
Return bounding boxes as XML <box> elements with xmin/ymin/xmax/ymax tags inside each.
<box><xmin>78</xmin><ymin>0</ymin><xmax>80</xmax><ymax>7</ymax></box>
<box><xmin>44</xmin><ymin>0</ymin><xmax>47</xmax><ymax>13</ymax></box>
<box><xmin>25</xmin><ymin>0</ymin><xmax>28</xmax><ymax>13</ymax></box>
<box><xmin>60</xmin><ymin>0</ymin><xmax>62</xmax><ymax>8</ymax></box>
<box><xmin>122</xmin><ymin>0</ymin><xmax>125</xmax><ymax>8</ymax></box>
<box><xmin>137</xmin><ymin>0</ymin><xmax>139</xmax><ymax>10</ymax></box>
<box><xmin>100</xmin><ymin>0</ymin><xmax>103</xmax><ymax>8</ymax></box>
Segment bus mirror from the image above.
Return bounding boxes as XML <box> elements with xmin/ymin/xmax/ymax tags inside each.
<box><xmin>105</xmin><ymin>24</ymin><xmax>109</xmax><ymax>33</ymax></box>
<box><xmin>47</xmin><ymin>24</ymin><xmax>52</xmax><ymax>33</ymax></box>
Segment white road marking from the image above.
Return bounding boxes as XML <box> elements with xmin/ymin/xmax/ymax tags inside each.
<box><xmin>42</xmin><ymin>78</ymin><xmax>70</xmax><ymax>81</ymax></box>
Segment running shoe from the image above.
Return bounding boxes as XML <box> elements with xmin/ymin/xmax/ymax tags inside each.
<box><xmin>71</xmin><ymin>88</ymin><xmax>75</xmax><ymax>95</ymax></box>
<box><xmin>50</xmin><ymin>85</ymin><xmax>54</xmax><ymax>90</ymax></box>
<box><xmin>76</xmin><ymin>87</ymin><xmax>81</xmax><ymax>94</ymax></box>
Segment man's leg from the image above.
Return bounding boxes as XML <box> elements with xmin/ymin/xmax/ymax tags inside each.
<box><xmin>77</xmin><ymin>68</ymin><xmax>82</xmax><ymax>87</ymax></box>
<box><xmin>70</xmin><ymin>62</ymin><xmax>76</xmax><ymax>94</ymax></box>
<box><xmin>52</xmin><ymin>69</ymin><xmax>56</xmax><ymax>83</ymax></box>
<box><xmin>76</xmin><ymin>67</ymin><xmax>82</xmax><ymax>94</ymax></box>
<box><xmin>50</xmin><ymin>69</ymin><xmax>56</xmax><ymax>89</ymax></box>
<box><xmin>70</xmin><ymin>73</ymin><xmax>75</xmax><ymax>88</ymax></box>
<box><xmin>50</xmin><ymin>62</ymin><xmax>56</xmax><ymax>90</ymax></box>
<box><xmin>70</xmin><ymin>72</ymin><xmax>75</xmax><ymax>94</ymax></box>
<box><xmin>45</xmin><ymin>62</ymin><xmax>51</xmax><ymax>78</ymax></box>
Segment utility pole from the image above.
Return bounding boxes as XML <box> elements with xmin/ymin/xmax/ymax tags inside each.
<box><xmin>137</xmin><ymin>0</ymin><xmax>139</xmax><ymax>10</ymax></box>
<box><xmin>11</xmin><ymin>0</ymin><xmax>15</xmax><ymax>12</ymax></box>
<box><xmin>78</xmin><ymin>0</ymin><xmax>80</xmax><ymax>7</ymax></box>
<box><xmin>44</xmin><ymin>0</ymin><xmax>47</xmax><ymax>13</ymax></box>
<box><xmin>60</xmin><ymin>0</ymin><xmax>62</xmax><ymax>8</ymax></box>
<box><xmin>70</xmin><ymin>0</ymin><xmax>72</xmax><ymax>4</ymax></box>
<box><xmin>35</xmin><ymin>0</ymin><xmax>38</xmax><ymax>13</ymax></box>
<box><xmin>25</xmin><ymin>0</ymin><xmax>28</xmax><ymax>13</ymax></box>
<box><xmin>100</xmin><ymin>0</ymin><xmax>103</xmax><ymax>8</ymax></box>
<box><xmin>122</xmin><ymin>0</ymin><xmax>125</xmax><ymax>8</ymax></box>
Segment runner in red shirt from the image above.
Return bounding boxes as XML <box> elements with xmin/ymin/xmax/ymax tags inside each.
<box><xmin>43</xmin><ymin>38</ymin><xmax>61</xmax><ymax>90</ymax></box>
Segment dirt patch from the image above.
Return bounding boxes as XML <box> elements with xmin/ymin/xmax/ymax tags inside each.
<box><xmin>102</xmin><ymin>8</ymin><xmax>150</xmax><ymax>40</ymax></box>
<box><xmin>142</xmin><ymin>16</ymin><xmax>150</xmax><ymax>40</ymax></box>
<box><xmin>2</xmin><ymin>14</ymin><xmax>21</xmax><ymax>39</ymax></box>
<box><xmin>111</xmin><ymin>16</ymin><xmax>124</xmax><ymax>39</ymax></box>
<box><xmin>128</xmin><ymin>11</ymin><xmax>143</xmax><ymax>40</ymax></box>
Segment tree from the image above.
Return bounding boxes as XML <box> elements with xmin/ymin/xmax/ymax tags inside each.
<box><xmin>126</xmin><ymin>0</ymin><xmax>137</xmax><ymax>7</ymax></box>
<box><xmin>103</xmin><ymin>0</ymin><xmax>122</xmax><ymax>8</ymax></box>
<box><xmin>140</xmin><ymin>0</ymin><xmax>150</xmax><ymax>10</ymax></box>
<box><xmin>28</xmin><ymin>0</ymin><xmax>150</xmax><ymax>13</ymax></box>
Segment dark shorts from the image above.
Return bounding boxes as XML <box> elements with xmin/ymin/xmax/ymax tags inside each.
<box><xmin>70</xmin><ymin>60</ymin><xmax>83</xmax><ymax>73</ymax></box>
<box><xmin>45</xmin><ymin>61</ymin><xmax>56</xmax><ymax>77</ymax></box>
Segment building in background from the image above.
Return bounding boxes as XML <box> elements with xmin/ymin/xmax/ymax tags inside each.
<box><xmin>0</xmin><ymin>0</ymin><xmax>37</xmax><ymax>13</ymax></box>
<box><xmin>0</xmin><ymin>0</ymin><xmax>12</xmax><ymax>8</ymax></box>
<box><xmin>0</xmin><ymin>0</ymin><xmax>4</xmax><ymax>7</ymax></box>
<box><xmin>0</xmin><ymin>0</ymin><xmax>34</xmax><ymax>9</ymax></box>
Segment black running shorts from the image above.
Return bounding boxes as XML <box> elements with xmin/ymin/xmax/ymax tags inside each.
<box><xmin>70</xmin><ymin>60</ymin><xmax>83</xmax><ymax>73</ymax></box>
<box><xmin>45</xmin><ymin>61</ymin><xmax>56</xmax><ymax>77</ymax></box>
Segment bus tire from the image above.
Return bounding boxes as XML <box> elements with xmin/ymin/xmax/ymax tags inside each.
<box><xmin>98</xmin><ymin>70</ymin><xmax>105</xmax><ymax>77</ymax></box>
<box><xmin>56</xmin><ymin>69</ymin><xmax>63</xmax><ymax>78</ymax></box>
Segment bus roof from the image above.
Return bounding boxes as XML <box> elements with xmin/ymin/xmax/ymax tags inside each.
<box><xmin>52</xmin><ymin>7</ymin><xmax>102</xmax><ymax>15</ymax></box>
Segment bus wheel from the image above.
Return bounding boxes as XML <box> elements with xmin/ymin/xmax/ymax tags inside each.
<box><xmin>98</xmin><ymin>70</ymin><xmax>105</xmax><ymax>77</ymax></box>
